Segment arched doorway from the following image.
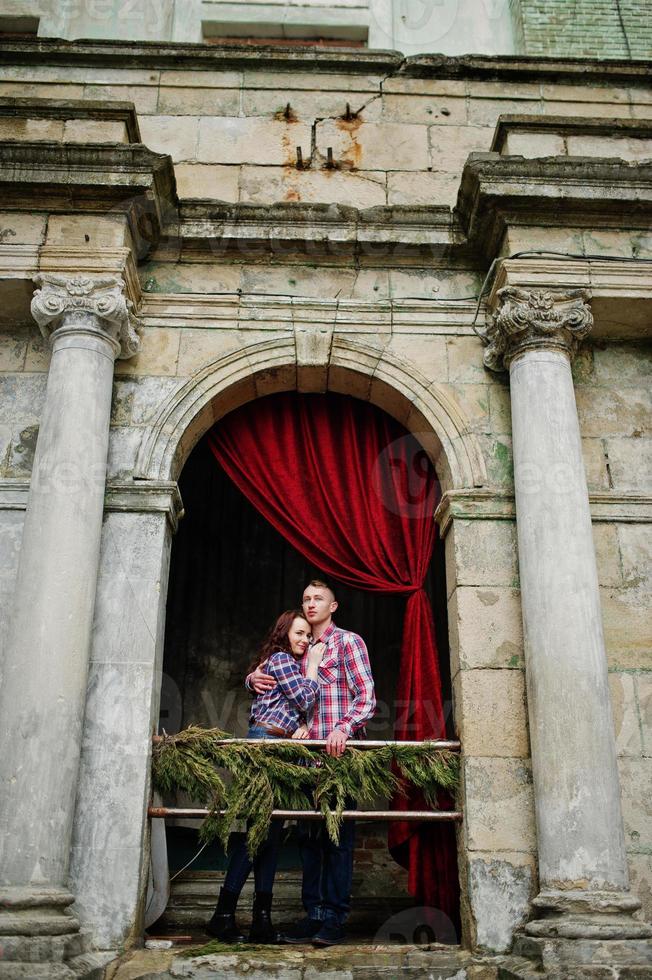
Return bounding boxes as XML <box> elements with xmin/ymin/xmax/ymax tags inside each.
<box><xmin>70</xmin><ymin>342</ymin><xmax>485</xmax><ymax>951</ymax></box>
<box><xmin>155</xmin><ymin>390</ymin><xmax>454</xmax><ymax>938</ymax></box>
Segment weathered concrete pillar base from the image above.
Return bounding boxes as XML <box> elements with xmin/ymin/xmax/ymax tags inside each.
<box><xmin>0</xmin><ymin>888</ymin><xmax>115</xmax><ymax>978</ymax></box>
<box><xmin>0</xmin><ymin>887</ymin><xmax>79</xmax><ymax>937</ymax></box>
<box><xmin>525</xmin><ymin>889</ymin><xmax>652</xmax><ymax>940</ymax></box>
<box><xmin>0</xmin><ymin>887</ymin><xmax>79</xmax><ymax>975</ymax></box>
<box><xmin>514</xmin><ymin>932</ymin><xmax>652</xmax><ymax>973</ymax></box>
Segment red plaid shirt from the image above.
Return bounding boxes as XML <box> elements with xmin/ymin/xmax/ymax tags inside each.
<box><xmin>304</xmin><ymin>622</ymin><xmax>376</xmax><ymax>739</ymax></box>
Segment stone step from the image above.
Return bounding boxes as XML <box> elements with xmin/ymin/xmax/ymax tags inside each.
<box><xmin>68</xmin><ymin>950</ymin><xmax>117</xmax><ymax>980</ymax></box>
<box><xmin>496</xmin><ymin>954</ymin><xmax>547</xmax><ymax>978</ymax></box>
<box><xmin>109</xmin><ymin>943</ymin><xmax>493</xmax><ymax>980</ymax></box>
<box><xmin>0</xmin><ymin>965</ymin><xmax>76</xmax><ymax>979</ymax></box>
<box><xmin>513</xmin><ymin>934</ymin><xmax>652</xmax><ymax>970</ymax></box>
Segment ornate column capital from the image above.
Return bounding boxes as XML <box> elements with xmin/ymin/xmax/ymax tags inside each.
<box><xmin>484</xmin><ymin>287</ymin><xmax>593</xmax><ymax>372</ymax></box>
<box><xmin>31</xmin><ymin>274</ymin><xmax>141</xmax><ymax>360</ymax></box>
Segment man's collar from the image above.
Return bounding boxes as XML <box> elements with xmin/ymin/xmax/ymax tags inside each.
<box><xmin>315</xmin><ymin>621</ymin><xmax>336</xmax><ymax>644</ymax></box>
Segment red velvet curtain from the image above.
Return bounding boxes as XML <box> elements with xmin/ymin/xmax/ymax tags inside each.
<box><xmin>207</xmin><ymin>392</ymin><xmax>459</xmax><ymax>931</ymax></box>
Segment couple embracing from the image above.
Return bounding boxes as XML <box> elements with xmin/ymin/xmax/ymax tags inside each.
<box><xmin>207</xmin><ymin>579</ymin><xmax>376</xmax><ymax>946</ymax></box>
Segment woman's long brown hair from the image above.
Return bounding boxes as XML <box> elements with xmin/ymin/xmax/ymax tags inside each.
<box><xmin>248</xmin><ymin>609</ymin><xmax>309</xmax><ymax>673</ymax></box>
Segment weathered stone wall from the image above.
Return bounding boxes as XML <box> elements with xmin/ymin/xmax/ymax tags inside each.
<box><xmin>0</xmin><ymin>44</ymin><xmax>650</xmax><ymax>956</ymax></box>
<box><xmin>0</xmin><ymin>59</ymin><xmax>650</xmax><ymax>211</ymax></box>
<box><xmin>574</xmin><ymin>341</ymin><xmax>652</xmax><ymax>921</ymax></box>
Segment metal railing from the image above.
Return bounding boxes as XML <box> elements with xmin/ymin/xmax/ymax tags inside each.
<box><xmin>149</xmin><ymin>737</ymin><xmax>462</xmax><ymax>823</ymax></box>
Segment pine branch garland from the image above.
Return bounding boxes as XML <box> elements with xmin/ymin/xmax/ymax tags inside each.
<box><xmin>151</xmin><ymin>727</ymin><xmax>459</xmax><ymax>856</ymax></box>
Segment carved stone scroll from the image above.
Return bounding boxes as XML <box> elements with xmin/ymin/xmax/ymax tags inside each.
<box><xmin>484</xmin><ymin>287</ymin><xmax>593</xmax><ymax>372</ymax></box>
<box><xmin>31</xmin><ymin>273</ymin><xmax>141</xmax><ymax>360</ymax></box>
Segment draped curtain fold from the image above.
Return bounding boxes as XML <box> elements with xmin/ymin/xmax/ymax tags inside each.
<box><xmin>207</xmin><ymin>391</ymin><xmax>459</xmax><ymax>929</ymax></box>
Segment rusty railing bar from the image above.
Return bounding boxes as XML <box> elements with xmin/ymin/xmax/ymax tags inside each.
<box><xmin>148</xmin><ymin>807</ymin><xmax>462</xmax><ymax>822</ymax></box>
<box><xmin>152</xmin><ymin>736</ymin><xmax>460</xmax><ymax>750</ymax></box>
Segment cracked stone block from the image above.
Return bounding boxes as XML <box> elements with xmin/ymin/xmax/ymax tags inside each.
<box><xmin>468</xmin><ymin>853</ymin><xmax>535</xmax><ymax>952</ymax></box>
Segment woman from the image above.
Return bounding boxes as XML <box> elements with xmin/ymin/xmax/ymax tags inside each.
<box><xmin>206</xmin><ymin>609</ymin><xmax>324</xmax><ymax>943</ymax></box>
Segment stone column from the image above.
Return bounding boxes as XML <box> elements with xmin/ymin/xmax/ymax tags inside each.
<box><xmin>485</xmin><ymin>287</ymin><xmax>651</xmax><ymax>959</ymax></box>
<box><xmin>0</xmin><ymin>275</ymin><xmax>139</xmax><ymax>968</ymax></box>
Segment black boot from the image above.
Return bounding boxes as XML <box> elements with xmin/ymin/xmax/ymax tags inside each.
<box><xmin>206</xmin><ymin>886</ymin><xmax>245</xmax><ymax>942</ymax></box>
<box><xmin>248</xmin><ymin>891</ymin><xmax>279</xmax><ymax>944</ymax></box>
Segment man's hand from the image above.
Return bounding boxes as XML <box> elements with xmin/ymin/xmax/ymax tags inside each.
<box><xmin>249</xmin><ymin>665</ymin><xmax>277</xmax><ymax>694</ymax></box>
<box><xmin>292</xmin><ymin>724</ymin><xmax>310</xmax><ymax>739</ymax></box>
<box><xmin>307</xmin><ymin>641</ymin><xmax>327</xmax><ymax>666</ymax></box>
<box><xmin>325</xmin><ymin>728</ymin><xmax>348</xmax><ymax>758</ymax></box>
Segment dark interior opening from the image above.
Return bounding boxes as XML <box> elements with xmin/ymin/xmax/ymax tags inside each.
<box><xmin>157</xmin><ymin>411</ymin><xmax>452</xmax><ymax>936</ymax></box>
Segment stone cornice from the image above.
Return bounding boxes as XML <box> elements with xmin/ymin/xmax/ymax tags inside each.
<box><xmin>1</xmin><ymin>482</ymin><xmax>648</xmax><ymax>534</ymax></box>
<box><xmin>178</xmin><ymin>201</ymin><xmax>461</xmax><ymax>255</ymax></box>
<box><xmin>491</xmin><ymin>115</ymin><xmax>652</xmax><ymax>154</ymax></box>
<box><xmin>484</xmin><ymin>287</ymin><xmax>593</xmax><ymax>371</ymax></box>
<box><xmin>106</xmin><ymin>480</ymin><xmax>184</xmax><ymax>533</ymax></box>
<box><xmin>457</xmin><ymin>154</ymin><xmax>652</xmax><ymax>260</ymax></box>
<box><xmin>0</xmin><ymin>479</ymin><xmax>184</xmax><ymax>532</ymax></box>
<box><xmin>491</xmin><ymin>257</ymin><xmax>652</xmax><ymax>300</ymax></box>
<box><xmin>0</xmin><ymin>38</ymin><xmax>650</xmax><ymax>85</ymax></box>
<box><xmin>435</xmin><ymin>489</ymin><xmax>652</xmax><ymax>537</ymax></box>
<box><xmin>0</xmin><ymin>97</ymin><xmax>141</xmax><ymax>142</ymax></box>
<box><xmin>401</xmin><ymin>53</ymin><xmax>652</xmax><ymax>86</ymax></box>
<box><xmin>0</xmin><ymin>37</ymin><xmax>400</xmax><ymax>75</ymax></box>
<box><xmin>0</xmin><ymin>142</ymin><xmax>177</xmax><ymax>260</ymax></box>
<box><xmin>31</xmin><ymin>274</ymin><xmax>141</xmax><ymax>360</ymax></box>
<box><xmin>435</xmin><ymin>489</ymin><xmax>516</xmax><ymax>535</ymax></box>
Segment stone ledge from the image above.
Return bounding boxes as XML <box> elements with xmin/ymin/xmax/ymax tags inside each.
<box><xmin>107</xmin><ymin>479</ymin><xmax>184</xmax><ymax>532</ymax></box>
<box><xmin>0</xmin><ymin>141</ymin><xmax>177</xmax><ymax>260</ymax></box>
<box><xmin>0</xmin><ymin>97</ymin><xmax>141</xmax><ymax>143</ymax></box>
<box><xmin>435</xmin><ymin>489</ymin><xmax>652</xmax><ymax>537</ymax></box>
<box><xmin>0</xmin><ymin>36</ymin><xmax>401</xmax><ymax>75</ymax></box>
<box><xmin>0</xmin><ymin>479</ymin><xmax>184</xmax><ymax>532</ymax></box>
<box><xmin>0</xmin><ymin>38</ymin><xmax>650</xmax><ymax>85</ymax></box>
<box><xmin>179</xmin><ymin>200</ymin><xmax>461</xmax><ymax>252</ymax></box>
<box><xmin>492</xmin><ymin>115</ymin><xmax>652</xmax><ymax>154</ymax></box>
<box><xmin>457</xmin><ymin>154</ymin><xmax>652</xmax><ymax>259</ymax></box>
<box><xmin>4</xmin><ymin>483</ymin><xmax>647</xmax><ymax>533</ymax></box>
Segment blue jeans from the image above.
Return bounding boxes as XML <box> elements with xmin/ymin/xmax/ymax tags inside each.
<box><xmin>222</xmin><ymin>724</ymin><xmax>285</xmax><ymax>895</ymax></box>
<box><xmin>299</xmin><ymin>802</ymin><xmax>356</xmax><ymax>926</ymax></box>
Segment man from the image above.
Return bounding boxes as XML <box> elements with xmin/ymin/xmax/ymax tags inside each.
<box><xmin>248</xmin><ymin>579</ymin><xmax>376</xmax><ymax>945</ymax></box>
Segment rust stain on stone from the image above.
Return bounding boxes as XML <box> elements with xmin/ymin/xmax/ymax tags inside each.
<box><xmin>335</xmin><ymin>115</ymin><xmax>363</xmax><ymax>170</ymax></box>
<box><xmin>274</xmin><ymin>103</ymin><xmax>298</xmax><ymax>123</ymax></box>
<box><xmin>280</xmin><ymin>125</ymin><xmax>302</xmax><ymax>199</ymax></box>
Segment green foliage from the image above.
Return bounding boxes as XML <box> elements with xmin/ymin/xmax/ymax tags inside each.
<box><xmin>151</xmin><ymin>726</ymin><xmax>459</xmax><ymax>857</ymax></box>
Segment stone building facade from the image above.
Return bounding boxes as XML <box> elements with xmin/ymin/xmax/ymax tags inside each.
<box><xmin>0</xmin><ymin>8</ymin><xmax>650</xmax><ymax>980</ymax></box>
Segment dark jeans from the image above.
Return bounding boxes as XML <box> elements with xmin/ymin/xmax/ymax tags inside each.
<box><xmin>299</xmin><ymin>801</ymin><xmax>356</xmax><ymax>926</ymax></box>
<box><xmin>222</xmin><ymin>724</ymin><xmax>284</xmax><ymax>896</ymax></box>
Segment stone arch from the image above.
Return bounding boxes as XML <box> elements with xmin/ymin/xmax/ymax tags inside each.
<box><xmin>134</xmin><ymin>335</ymin><xmax>487</xmax><ymax>492</ymax></box>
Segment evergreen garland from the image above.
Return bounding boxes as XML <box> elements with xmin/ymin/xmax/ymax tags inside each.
<box><xmin>152</xmin><ymin>727</ymin><xmax>459</xmax><ymax>857</ymax></box>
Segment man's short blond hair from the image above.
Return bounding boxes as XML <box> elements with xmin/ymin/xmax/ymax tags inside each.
<box><xmin>307</xmin><ymin>578</ymin><xmax>337</xmax><ymax>601</ymax></box>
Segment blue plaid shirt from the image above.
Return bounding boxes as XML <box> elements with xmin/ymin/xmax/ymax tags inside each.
<box><xmin>250</xmin><ymin>651</ymin><xmax>319</xmax><ymax>734</ymax></box>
